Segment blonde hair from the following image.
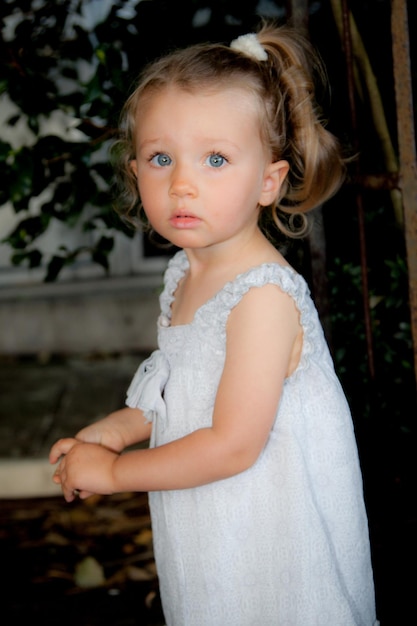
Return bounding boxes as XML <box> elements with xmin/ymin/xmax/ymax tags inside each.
<box><xmin>111</xmin><ymin>20</ymin><xmax>345</xmax><ymax>239</ymax></box>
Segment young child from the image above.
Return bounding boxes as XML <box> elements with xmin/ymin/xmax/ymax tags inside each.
<box><xmin>50</xmin><ymin>21</ymin><xmax>379</xmax><ymax>626</ymax></box>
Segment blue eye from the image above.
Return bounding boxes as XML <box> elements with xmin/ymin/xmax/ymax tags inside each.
<box><xmin>207</xmin><ymin>153</ymin><xmax>226</xmax><ymax>168</ymax></box>
<box><xmin>151</xmin><ymin>153</ymin><xmax>172</xmax><ymax>166</ymax></box>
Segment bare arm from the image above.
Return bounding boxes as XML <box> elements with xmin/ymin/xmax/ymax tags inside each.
<box><xmin>75</xmin><ymin>407</ymin><xmax>152</xmax><ymax>451</ymax></box>
<box><xmin>52</xmin><ymin>284</ymin><xmax>301</xmax><ymax>500</ymax></box>
<box><xmin>49</xmin><ymin>406</ymin><xmax>151</xmax><ymax>463</ymax></box>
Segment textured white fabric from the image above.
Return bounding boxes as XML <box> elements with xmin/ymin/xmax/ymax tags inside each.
<box><xmin>127</xmin><ymin>250</ymin><xmax>377</xmax><ymax>626</ymax></box>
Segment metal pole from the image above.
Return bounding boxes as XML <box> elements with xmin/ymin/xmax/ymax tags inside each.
<box><xmin>391</xmin><ymin>0</ymin><xmax>417</xmax><ymax>393</ymax></box>
<box><xmin>340</xmin><ymin>0</ymin><xmax>375</xmax><ymax>379</ymax></box>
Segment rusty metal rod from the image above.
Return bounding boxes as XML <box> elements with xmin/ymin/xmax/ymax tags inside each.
<box><xmin>353</xmin><ymin>172</ymin><xmax>399</xmax><ymax>191</ymax></box>
<box><xmin>341</xmin><ymin>0</ymin><xmax>375</xmax><ymax>380</ymax></box>
<box><xmin>391</xmin><ymin>0</ymin><xmax>417</xmax><ymax>394</ymax></box>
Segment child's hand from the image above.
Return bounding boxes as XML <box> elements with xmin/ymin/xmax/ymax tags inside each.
<box><xmin>50</xmin><ymin>439</ymin><xmax>118</xmax><ymax>502</ymax></box>
<box><xmin>49</xmin><ymin>436</ymin><xmax>78</xmax><ymax>465</ymax></box>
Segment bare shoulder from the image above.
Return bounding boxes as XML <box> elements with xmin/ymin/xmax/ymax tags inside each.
<box><xmin>229</xmin><ymin>276</ymin><xmax>300</xmax><ymax>329</ymax></box>
<box><xmin>225</xmin><ymin>280</ymin><xmax>302</xmax><ymax>373</ymax></box>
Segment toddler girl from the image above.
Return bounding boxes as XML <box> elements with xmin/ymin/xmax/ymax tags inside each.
<box><xmin>50</xmin><ymin>20</ymin><xmax>378</xmax><ymax>626</ymax></box>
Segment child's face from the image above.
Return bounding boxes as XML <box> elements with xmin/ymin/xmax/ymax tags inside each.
<box><xmin>130</xmin><ymin>85</ymin><xmax>287</xmax><ymax>251</ymax></box>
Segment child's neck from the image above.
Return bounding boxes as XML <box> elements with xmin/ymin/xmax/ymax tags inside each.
<box><xmin>184</xmin><ymin>229</ymin><xmax>284</xmax><ymax>279</ymax></box>
<box><xmin>170</xmin><ymin>233</ymin><xmax>287</xmax><ymax>326</ymax></box>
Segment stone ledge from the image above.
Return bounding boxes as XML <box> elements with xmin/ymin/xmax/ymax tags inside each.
<box><xmin>0</xmin><ymin>275</ymin><xmax>162</xmax><ymax>355</ymax></box>
<box><xmin>0</xmin><ymin>273</ymin><xmax>163</xmax><ymax>301</ymax></box>
<box><xmin>0</xmin><ymin>459</ymin><xmax>62</xmax><ymax>499</ymax></box>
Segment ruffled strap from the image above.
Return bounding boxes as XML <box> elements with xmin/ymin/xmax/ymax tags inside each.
<box><xmin>158</xmin><ymin>250</ymin><xmax>189</xmax><ymax>326</ymax></box>
<box><xmin>195</xmin><ymin>263</ymin><xmax>321</xmax><ymax>374</ymax></box>
<box><xmin>126</xmin><ymin>350</ymin><xmax>170</xmax><ymax>425</ymax></box>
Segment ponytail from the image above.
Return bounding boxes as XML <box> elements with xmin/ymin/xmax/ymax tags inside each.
<box><xmin>256</xmin><ymin>22</ymin><xmax>346</xmax><ymax>236</ymax></box>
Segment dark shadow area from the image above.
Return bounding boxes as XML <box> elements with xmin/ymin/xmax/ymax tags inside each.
<box><xmin>0</xmin><ymin>492</ymin><xmax>165</xmax><ymax>626</ymax></box>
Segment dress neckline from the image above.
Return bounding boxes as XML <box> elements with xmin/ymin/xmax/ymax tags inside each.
<box><xmin>159</xmin><ymin>250</ymin><xmax>299</xmax><ymax>330</ymax></box>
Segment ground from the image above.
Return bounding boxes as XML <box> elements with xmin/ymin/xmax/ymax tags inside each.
<box><xmin>0</xmin><ymin>492</ymin><xmax>165</xmax><ymax>626</ymax></box>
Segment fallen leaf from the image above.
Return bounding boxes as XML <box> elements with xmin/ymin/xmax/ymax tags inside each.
<box><xmin>74</xmin><ymin>555</ymin><xmax>105</xmax><ymax>588</ymax></box>
<box><xmin>133</xmin><ymin>528</ymin><xmax>153</xmax><ymax>546</ymax></box>
<box><xmin>126</xmin><ymin>565</ymin><xmax>154</xmax><ymax>581</ymax></box>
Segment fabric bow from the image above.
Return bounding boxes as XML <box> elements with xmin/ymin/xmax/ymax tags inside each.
<box><xmin>126</xmin><ymin>350</ymin><xmax>170</xmax><ymax>424</ymax></box>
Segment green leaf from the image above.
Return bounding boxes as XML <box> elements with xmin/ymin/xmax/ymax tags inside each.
<box><xmin>45</xmin><ymin>255</ymin><xmax>66</xmax><ymax>282</ymax></box>
<box><xmin>4</xmin><ymin>215</ymin><xmax>50</xmax><ymax>249</ymax></box>
<box><xmin>11</xmin><ymin>249</ymin><xmax>42</xmax><ymax>268</ymax></box>
<box><xmin>8</xmin><ymin>147</ymin><xmax>35</xmax><ymax>204</ymax></box>
<box><xmin>97</xmin><ymin>235</ymin><xmax>114</xmax><ymax>252</ymax></box>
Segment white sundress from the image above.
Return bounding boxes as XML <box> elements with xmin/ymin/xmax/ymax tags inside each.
<box><xmin>127</xmin><ymin>250</ymin><xmax>378</xmax><ymax>626</ymax></box>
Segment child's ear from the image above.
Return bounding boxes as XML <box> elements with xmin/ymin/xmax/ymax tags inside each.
<box><xmin>130</xmin><ymin>159</ymin><xmax>138</xmax><ymax>177</ymax></box>
<box><xmin>259</xmin><ymin>160</ymin><xmax>289</xmax><ymax>206</ymax></box>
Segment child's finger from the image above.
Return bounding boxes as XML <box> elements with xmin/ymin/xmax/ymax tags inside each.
<box><xmin>49</xmin><ymin>438</ymin><xmax>77</xmax><ymax>464</ymax></box>
<box><xmin>78</xmin><ymin>490</ymin><xmax>95</xmax><ymax>500</ymax></box>
<box><xmin>63</xmin><ymin>488</ymin><xmax>76</xmax><ymax>503</ymax></box>
<box><xmin>52</xmin><ymin>471</ymin><xmax>62</xmax><ymax>484</ymax></box>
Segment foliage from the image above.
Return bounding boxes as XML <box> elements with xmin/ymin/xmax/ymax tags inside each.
<box><xmin>327</xmin><ymin>198</ymin><xmax>416</xmax><ymax>433</ymax></box>
<box><xmin>0</xmin><ymin>0</ymin><xmax>281</xmax><ymax>280</ymax></box>
<box><xmin>0</xmin><ymin>0</ymin><xmax>133</xmax><ymax>278</ymax></box>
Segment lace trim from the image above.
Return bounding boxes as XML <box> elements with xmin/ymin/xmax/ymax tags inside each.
<box><xmin>158</xmin><ymin>250</ymin><xmax>321</xmax><ymax>374</ymax></box>
<box><xmin>158</xmin><ymin>250</ymin><xmax>189</xmax><ymax>327</ymax></box>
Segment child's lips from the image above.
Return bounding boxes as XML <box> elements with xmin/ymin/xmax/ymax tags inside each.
<box><xmin>169</xmin><ymin>212</ymin><xmax>201</xmax><ymax>228</ymax></box>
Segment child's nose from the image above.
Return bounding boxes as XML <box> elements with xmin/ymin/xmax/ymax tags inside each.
<box><xmin>169</xmin><ymin>164</ymin><xmax>197</xmax><ymax>198</ymax></box>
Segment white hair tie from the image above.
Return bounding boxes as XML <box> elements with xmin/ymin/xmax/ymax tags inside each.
<box><xmin>230</xmin><ymin>33</ymin><xmax>268</xmax><ymax>62</ymax></box>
